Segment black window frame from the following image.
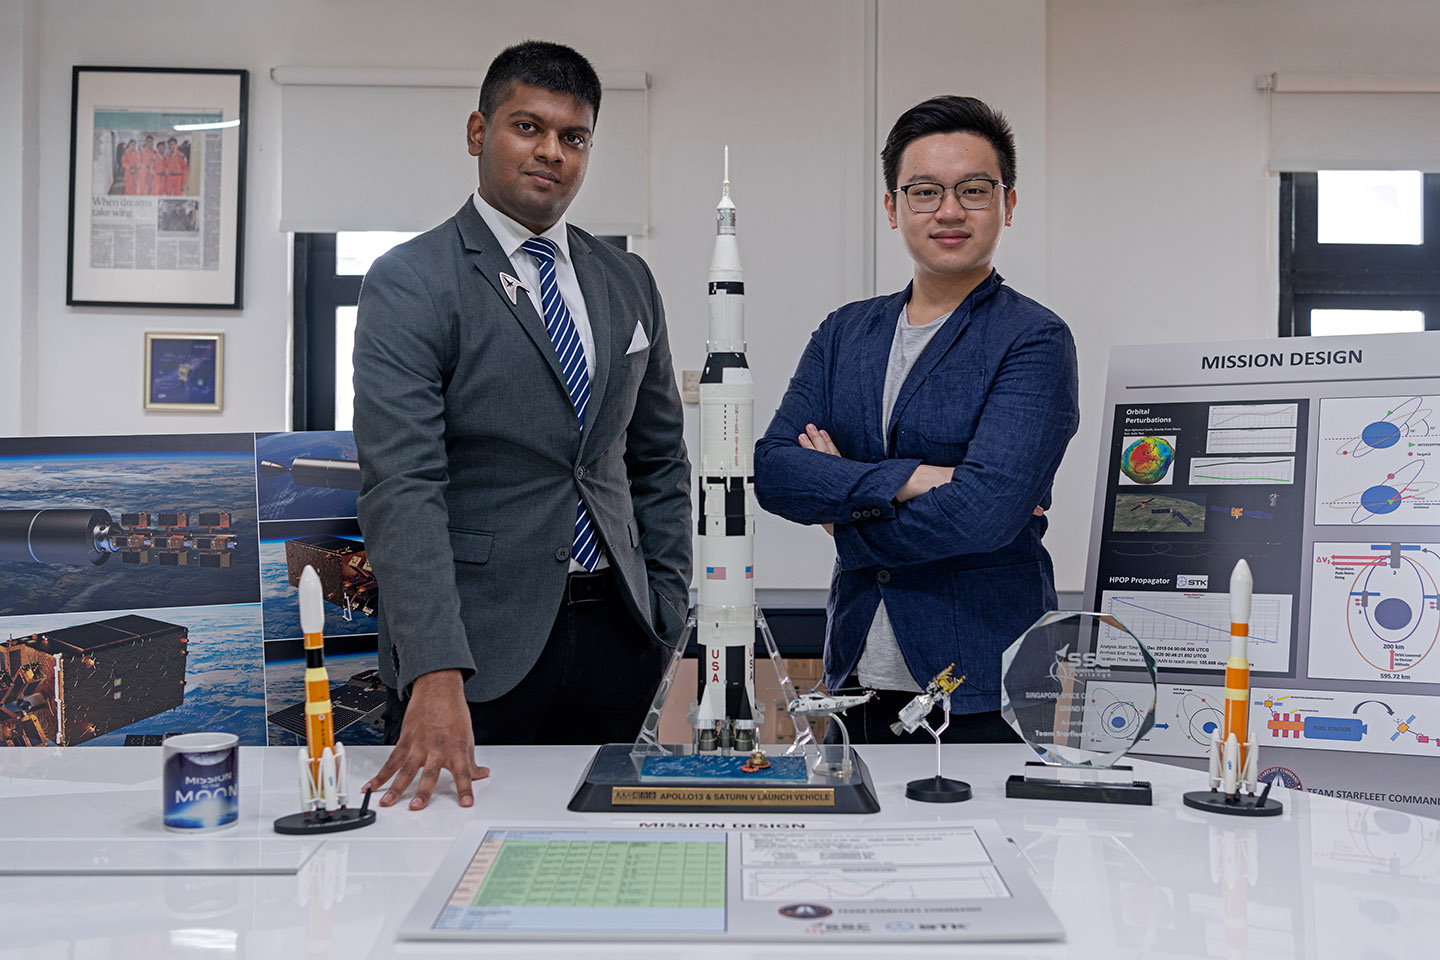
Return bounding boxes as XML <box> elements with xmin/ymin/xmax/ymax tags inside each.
<box><xmin>292</xmin><ymin>233</ymin><xmax>361</xmax><ymax>431</ymax></box>
<box><xmin>1279</xmin><ymin>172</ymin><xmax>1440</xmax><ymax>337</ymax></box>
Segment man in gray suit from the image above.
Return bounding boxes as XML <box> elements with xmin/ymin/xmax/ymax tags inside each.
<box><xmin>352</xmin><ymin>41</ymin><xmax>691</xmax><ymax>811</ymax></box>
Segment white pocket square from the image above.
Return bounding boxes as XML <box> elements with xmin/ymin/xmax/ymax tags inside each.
<box><xmin>625</xmin><ymin>321</ymin><xmax>650</xmax><ymax>355</ymax></box>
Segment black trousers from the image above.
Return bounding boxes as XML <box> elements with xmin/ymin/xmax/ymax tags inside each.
<box><xmin>383</xmin><ymin>572</ymin><xmax>669</xmax><ymax>745</ymax></box>
<box><xmin>822</xmin><ymin>680</ymin><xmax>1021</xmax><ymax>745</ymax></box>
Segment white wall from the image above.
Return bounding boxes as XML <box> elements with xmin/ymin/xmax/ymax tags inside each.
<box><xmin>1043</xmin><ymin>0</ymin><xmax>1440</xmax><ymax>591</ymax></box>
<box><xmin>0</xmin><ymin>0</ymin><xmax>39</xmax><ymax>437</ymax></box>
<box><xmin>10</xmin><ymin>0</ymin><xmax>1440</xmax><ymax>591</ymax></box>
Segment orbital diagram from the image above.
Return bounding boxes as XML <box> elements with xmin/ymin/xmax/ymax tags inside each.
<box><xmin>1095</xmin><ymin>682</ymin><xmax>1222</xmax><ymax>759</ymax></box>
<box><xmin>1084</xmin><ymin>683</ymin><xmax>1151</xmax><ymax>748</ymax></box>
<box><xmin>1309</xmin><ymin>542</ymin><xmax>1440</xmax><ymax>683</ymax></box>
<box><xmin>1315</xmin><ymin>396</ymin><xmax>1440</xmax><ymax>525</ymax></box>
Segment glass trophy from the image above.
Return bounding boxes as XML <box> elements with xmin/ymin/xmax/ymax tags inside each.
<box><xmin>1001</xmin><ymin>611</ymin><xmax>1157</xmax><ymax>805</ymax></box>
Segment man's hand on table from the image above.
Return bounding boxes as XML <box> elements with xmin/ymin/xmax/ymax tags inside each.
<box><xmin>361</xmin><ymin>668</ymin><xmax>489</xmax><ymax>810</ymax></box>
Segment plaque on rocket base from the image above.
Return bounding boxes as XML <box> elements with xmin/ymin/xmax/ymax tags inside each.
<box><xmin>1001</xmin><ymin>611</ymin><xmax>1157</xmax><ymax>805</ymax></box>
<box><xmin>568</xmin><ymin>609</ymin><xmax>880</xmax><ymax>813</ymax></box>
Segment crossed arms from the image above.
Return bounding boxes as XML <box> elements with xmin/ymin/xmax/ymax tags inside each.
<box><xmin>754</xmin><ymin>313</ymin><xmax>1079</xmax><ymax>569</ymax></box>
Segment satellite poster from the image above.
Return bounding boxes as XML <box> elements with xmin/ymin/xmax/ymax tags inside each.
<box><xmin>0</xmin><ymin>432</ymin><xmax>382</xmax><ymax>748</ymax></box>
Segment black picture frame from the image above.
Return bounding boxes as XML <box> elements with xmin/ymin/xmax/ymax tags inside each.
<box><xmin>66</xmin><ymin>66</ymin><xmax>248</xmax><ymax>309</ymax></box>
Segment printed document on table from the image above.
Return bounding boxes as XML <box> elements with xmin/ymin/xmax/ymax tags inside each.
<box><xmin>399</xmin><ymin>822</ymin><xmax>1063</xmax><ymax>943</ymax></box>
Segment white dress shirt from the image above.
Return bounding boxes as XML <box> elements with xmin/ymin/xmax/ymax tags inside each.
<box><xmin>472</xmin><ymin>190</ymin><xmax>596</xmax><ymax>375</ymax></box>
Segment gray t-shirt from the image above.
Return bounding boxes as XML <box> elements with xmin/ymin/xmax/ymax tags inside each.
<box><xmin>855</xmin><ymin>304</ymin><xmax>952</xmax><ymax>692</ymax></box>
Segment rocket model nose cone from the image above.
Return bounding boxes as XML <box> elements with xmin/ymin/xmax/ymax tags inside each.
<box><xmin>1230</xmin><ymin>558</ymin><xmax>1252</xmax><ymax>589</ymax></box>
<box><xmin>300</xmin><ymin>565</ymin><xmax>325</xmax><ymax>635</ymax></box>
<box><xmin>1229</xmin><ymin>558</ymin><xmax>1252</xmax><ymax>625</ymax></box>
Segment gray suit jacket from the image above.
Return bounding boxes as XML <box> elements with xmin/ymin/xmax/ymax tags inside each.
<box><xmin>352</xmin><ymin>199</ymin><xmax>692</xmax><ymax>702</ymax></box>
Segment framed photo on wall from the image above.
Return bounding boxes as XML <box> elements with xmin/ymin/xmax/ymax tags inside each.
<box><xmin>144</xmin><ymin>332</ymin><xmax>224</xmax><ymax>411</ymax></box>
<box><xmin>67</xmin><ymin>66</ymin><xmax>248</xmax><ymax>308</ymax></box>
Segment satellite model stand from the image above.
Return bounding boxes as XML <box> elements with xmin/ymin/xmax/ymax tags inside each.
<box><xmin>568</xmin><ymin>151</ymin><xmax>878</xmax><ymax>813</ymax></box>
<box><xmin>894</xmin><ymin>665</ymin><xmax>972</xmax><ymax>803</ymax></box>
<box><xmin>786</xmin><ymin>688</ymin><xmax>875</xmax><ymax>780</ymax></box>
<box><xmin>1183</xmin><ymin>559</ymin><xmax>1283</xmax><ymax>818</ymax></box>
<box><xmin>274</xmin><ymin>565</ymin><xmax>377</xmax><ymax>835</ymax></box>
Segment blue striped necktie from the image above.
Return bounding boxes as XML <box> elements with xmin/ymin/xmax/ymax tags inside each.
<box><xmin>521</xmin><ymin>236</ymin><xmax>599</xmax><ymax>571</ymax></box>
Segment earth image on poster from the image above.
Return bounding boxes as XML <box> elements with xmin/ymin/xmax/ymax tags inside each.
<box><xmin>1120</xmin><ymin>436</ymin><xmax>1175</xmax><ymax>485</ymax></box>
<box><xmin>256</xmin><ymin>432</ymin><xmax>360</xmax><ymax>522</ymax></box>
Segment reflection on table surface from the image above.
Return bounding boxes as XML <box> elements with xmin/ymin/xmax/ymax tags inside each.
<box><xmin>0</xmin><ymin>744</ymin><xmax>1435</xmax><ymax>959</ymax></box>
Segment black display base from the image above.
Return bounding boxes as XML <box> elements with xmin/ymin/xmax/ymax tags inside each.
<box><xmin>568</xmin><ymin>743</ymin><xmax>881</xmax><ymax>814</ymax></box>
<box><xmin>905</xmin><ymin>775</ymin><xmax>971</xmax><ymax>803</ymax></box>
<box><xmin>1006</xmin><ymin>773</ymin><xmax>1154</xmax><ymax>806</ymax></box>
<box><xmin>1182</xmin><ymin>789</ymin><xmax>1284</xmax><ymax>817</ymax></box>
<box><xmin>273</xmin><ymin>791</ymin><xmax>377</xmax><ymax>835</ymax></box>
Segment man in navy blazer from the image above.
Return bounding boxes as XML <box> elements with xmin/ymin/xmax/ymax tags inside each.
<box><xmin>755</xmin><ymin>96</ymin><xmax>1078</xmax><ymax>743</ymax></box>
<box><xmin>352</xmin><ymin>42</ymin><xmax>690</xmax><ymax>809</ymax></box>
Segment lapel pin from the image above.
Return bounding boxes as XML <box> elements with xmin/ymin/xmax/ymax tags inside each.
<box><xmin>499</xmin><ymin>272</ymin><xmax>525</xmax><ymax>306</ymax></box>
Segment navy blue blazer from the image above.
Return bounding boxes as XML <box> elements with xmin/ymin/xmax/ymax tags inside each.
<box><xmin>754</xmin><ymin>271</ymin><xmax>1079</xmax><ymax>712</ymax></box>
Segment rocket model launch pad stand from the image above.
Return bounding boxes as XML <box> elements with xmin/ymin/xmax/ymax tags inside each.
<box><xmin>568</xmin><ymin>610</ymin><xmax>881</xmax><ymax>814</ymax></box>
<box><xmin>1181</xmin><ymin>785</ymin><xmax>1283</xmax><ymax>818</ymax></box>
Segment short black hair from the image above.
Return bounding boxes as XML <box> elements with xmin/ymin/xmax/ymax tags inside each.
<box><xmin>478</xmin><ymin>40</ymin><xmax>602</xmax><ymax>124</ymax></box>
<box><xmin>881</xmin><ymin>95</ymin><xmax>1016</xmax><ymax>192</ymax></box>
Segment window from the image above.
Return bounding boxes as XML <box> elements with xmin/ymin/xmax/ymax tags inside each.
<box><xmin>294</xmin><ymin>231</ymin><xmax>420</xmax><ymax>431</ymax></box>
<box><xmin>293</xmin><ymin>231</ymin><xmax>631</xmax><ymax>431</ymax></box>
<box><xmin>1279</xmin><ymin>171</ymin><xmax>1440</xmax><ymax>337</ymax></box>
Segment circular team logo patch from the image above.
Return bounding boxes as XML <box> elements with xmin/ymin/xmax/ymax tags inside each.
<box><xmin>778</xmin><ymin>903</ymin><xmax>833</xmax><ymax>919</ymax></box>
<box><xmin>1259</xmin><ymin>766</ymin><xmax>1303</xmax><ymax>790</ymax></box>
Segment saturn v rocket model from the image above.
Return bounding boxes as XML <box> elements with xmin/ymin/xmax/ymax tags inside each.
<box><xmin>690</xmin><ymin>148</ymin><xmax>762</xmax><ymax>754</ymax></box>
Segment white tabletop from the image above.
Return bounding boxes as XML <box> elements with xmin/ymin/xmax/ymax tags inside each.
<box><xmin>1</xmin><ymin>743</ymin><xmax>1435</xmax><ymax>959</ymax></box>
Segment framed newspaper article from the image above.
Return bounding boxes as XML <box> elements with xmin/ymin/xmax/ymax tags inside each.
<box><xmin>67</xmin><ymin>67</ymin><xmax>248</xmax><ymax>308</ymax></box>
<box><xmin>144</xmin><ymin>332</ymin><xmax>224</xmax><ymax>411</ymax></box>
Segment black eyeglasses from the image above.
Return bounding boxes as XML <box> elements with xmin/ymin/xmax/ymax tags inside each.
<box><xmin>894</xmin><ymin>179</ymin><xmax>1007</xmax><ymax>213</ymax></box>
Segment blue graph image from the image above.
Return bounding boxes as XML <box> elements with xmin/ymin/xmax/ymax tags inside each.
<box><xmin>1106</xmin><ymin>594</ymin><xmax>1281</xmax><ymax>645</ymax></box>
<box><xmin>1099</xmin><ymin>590</ymin><xmax>1292</xmax><ymax>672</ymax></box>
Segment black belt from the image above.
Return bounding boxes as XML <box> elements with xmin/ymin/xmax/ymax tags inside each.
<box><xmin>564</xmin><ymin>570</ymin><xmax>612</xmax><ymax>604</ymax></box>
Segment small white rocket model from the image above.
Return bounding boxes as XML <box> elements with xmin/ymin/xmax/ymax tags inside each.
<box><xmin>274</xmin><ymin>565</ymin><xmax>374</xmax><ymax>834</ymax></box>
<box><xmin>1209</xmin><ymin>559</ymin><xmax>1260</xmax><ymax>797</ymax></box>
<box><xmin>690</xmin><ymin>147</ymin><xmax>762</xmax><ymax>753</ymax></box>
<box><xmin>296</xmin><ymin>565</ymin><xmax>350</xmax><ymax>814</ymax></box>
